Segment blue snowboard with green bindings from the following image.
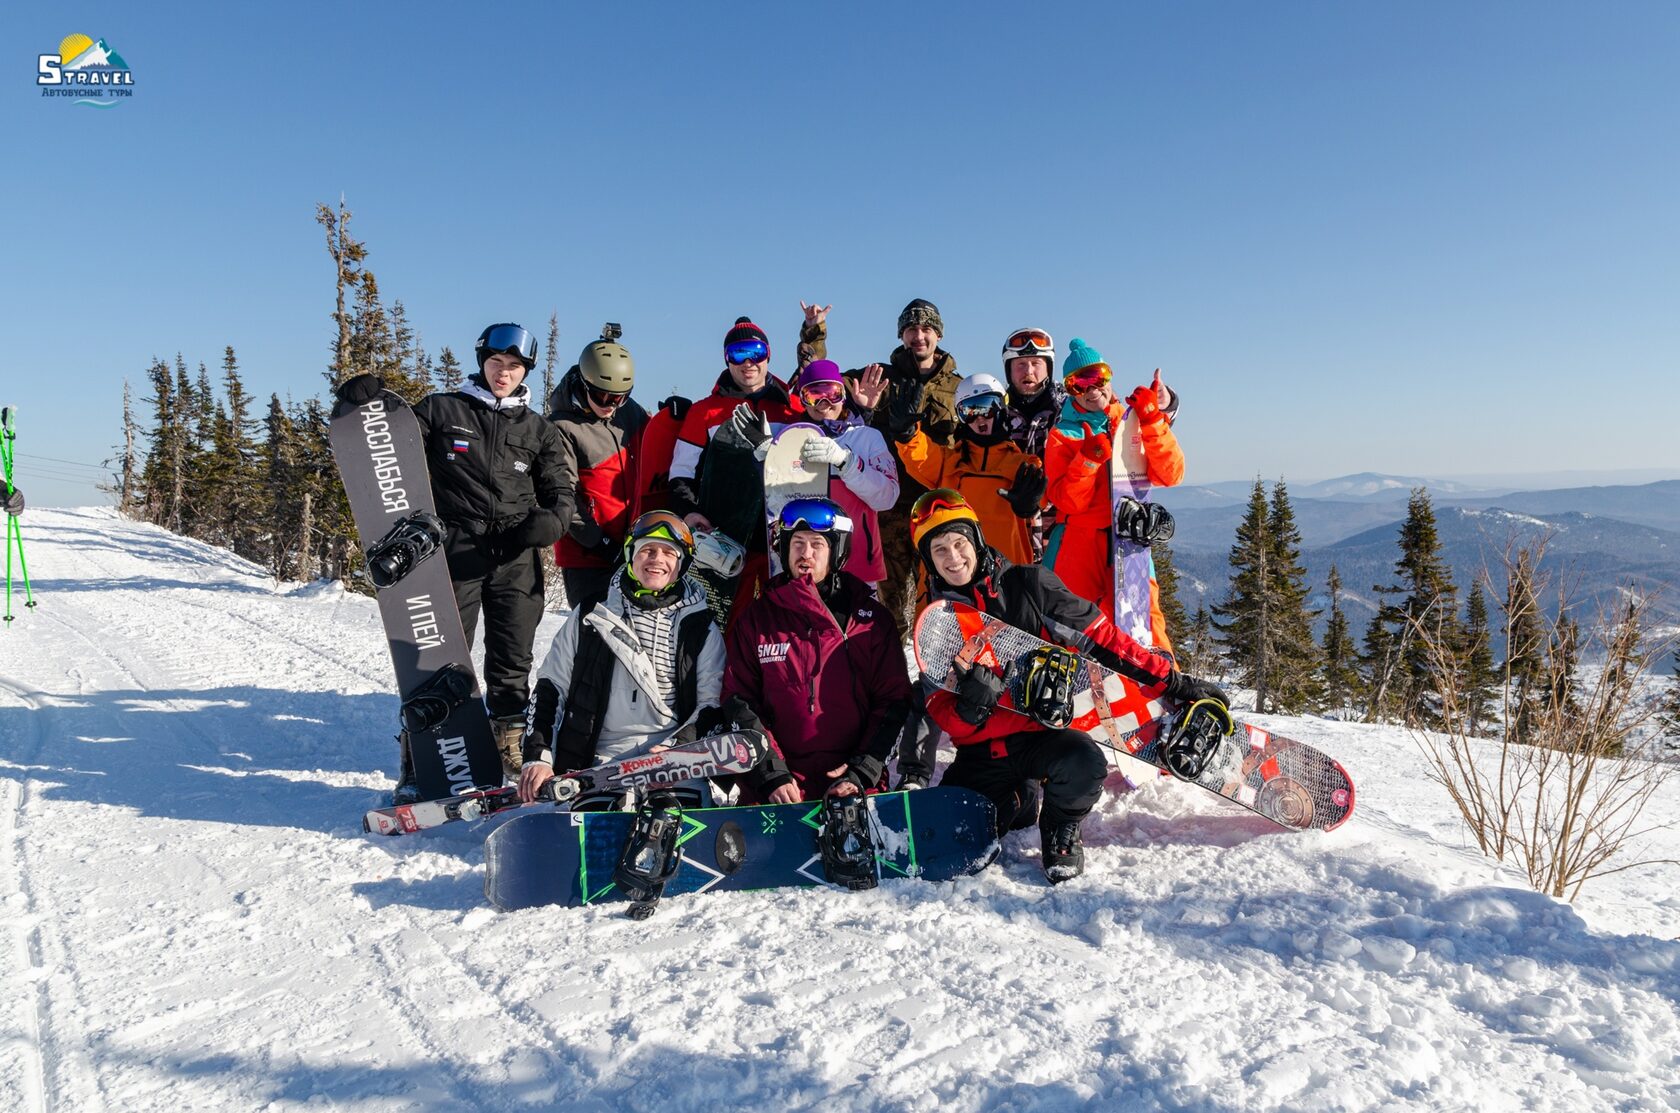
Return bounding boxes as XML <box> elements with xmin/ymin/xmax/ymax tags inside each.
<box><xmin>483</xmin><ymin>786</ymin><xmax>999</xmax><ymax>912</ymax></box>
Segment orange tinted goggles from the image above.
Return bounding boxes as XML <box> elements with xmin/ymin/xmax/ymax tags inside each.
<box><xmin>1004</xmin><ymin>328</ymin><xmax>1054</xmax><ymax>354</ymax></box>
<box><xmin>910</xmin><ymin>488</ymin><xmax>971</xmax><ymax>526</ymax></box>
<box><xmin>1065</xmin><ymin>363</ymin><xmax>1112</xmax><ymax>392</ymax></box>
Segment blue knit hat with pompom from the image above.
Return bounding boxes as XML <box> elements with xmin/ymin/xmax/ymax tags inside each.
<box><xmin>1062</xmin><ymin>337</ymin><xmax>1106</xmax><ymax>378</ymax></box>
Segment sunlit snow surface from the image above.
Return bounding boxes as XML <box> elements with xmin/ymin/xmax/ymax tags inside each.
<box><xmin>1</xmin><ymin>508</ymin><xmax>1676</xmax><ymax>1112</ymax></box>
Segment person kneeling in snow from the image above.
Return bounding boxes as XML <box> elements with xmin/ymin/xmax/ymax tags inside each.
<box><xmin>723</xmin><ymin>497</ymin><xmax>914</xmax><ymax>803</ymax></box>
<box><xmin>517</xmin><ymin>511</ymin><xmax>755</xmax><ymax>809</ymax></box>
<box><xmin>911</xmin><ymin>490</ymin><xmax>1227</xmax><ymax>883</ymax></box>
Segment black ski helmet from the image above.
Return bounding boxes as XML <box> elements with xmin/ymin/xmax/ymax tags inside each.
<box><xmin>475</xmin><ymin>323</ymin><xmax>539</xmax><ymax>372</ymax></box>
<box><xmin>774</xmin><ymin>497</ymin><xmax>853</xmax><ymax>579</ymax></box>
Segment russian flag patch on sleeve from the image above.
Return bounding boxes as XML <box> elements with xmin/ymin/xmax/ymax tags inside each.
<box><xmin>451</xmin><ymin>438</ymin><xmax>470</xmax><ymax>453</ymax></box>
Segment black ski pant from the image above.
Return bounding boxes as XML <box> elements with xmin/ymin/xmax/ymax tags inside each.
<box><xmin>937</xmin><ymin>729</ymin><xmax>1108</xmax><ymax>835</ymax></box>
<box><xmin>448</xmin><ymin>536</ymin><xmax>545</xmax><ymax>720</ymax></box>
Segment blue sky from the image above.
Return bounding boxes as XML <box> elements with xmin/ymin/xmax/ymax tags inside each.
<box><xmin>4</xmin><ymin>2</ymin><xmax>1678</xmax><ymax>505</ymax></box>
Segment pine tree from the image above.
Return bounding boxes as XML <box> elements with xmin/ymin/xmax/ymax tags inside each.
<box><xmin>1658</xmin><ymin>659</ymin><xmax>1680</xmax><ymax>758</ymax></box>
<box><xmin>1458</xmin><ymin>584</ymin><xmax>1498</xmax><ymax>737</ymax></box>
<box><xmin>259</xmin><ymin>394</ymin><xmax>299</xmax><ymax>578</ymax></box>
<box><xmin>1371</xmin><ymin>489</ymin><xmax>1459</xmax><ymax>725</ymax></box>
<box><xmin>543</xmin><ymin>312</ymin><xmax>561</xmax><ymax>414</ymax></box>
<box><xmin>206</xmin><ymin>346</ymin><xmax>259</xmax><ymax>556</ymax></box>
<box><xmin>1320</xmin><ymin>564</ymin><xmax>1361</xmax><ymax>714</ymax></box>
<box><xmin>1501</xmin><ymin>546</ymin><xmax>1549</xmax><ymax>746</ymax></box>
<box><xmin>1213</xmin><ymin>479</ymin><xmax>1272</xmax><ymax>710</ymax></box>
<box><xmin>1262</xmin><ymin>480</ymin><xmax>1322</xmax><ymax>711</ymax></box>
<box><xmin>1360</xmin><ymin>610</ymin><xmax>1402</xmax><ymax>722</ymax></box>
<box><xmin>114</xmin><ymin>380</ymin><xmax>142</xmax><ymax>516</ymax></box>
<box><xmin>1152</xmin><ymin>536</ymin><xmax>1190</xmax><ymax>650</ymax></box>
<box><xmin>316</xmin><ymin>199</ymin><xmax>368</xmax><ymax>386</ymax></box>
<box><xmin>435</xmin><ymin>346</ymin><xmax>463</xmax><ymax>392</ymax></box>
<box><xmin>1178</xmin><ymin>605</ymin><xmax>1218</xmax><ymax>680</ymax></box>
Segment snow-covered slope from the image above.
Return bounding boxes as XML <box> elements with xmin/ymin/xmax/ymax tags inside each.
<box><xmin>1</xmin><ymin>508</ymin><xmax>1677</xmax><ymax>1112</ymax></box>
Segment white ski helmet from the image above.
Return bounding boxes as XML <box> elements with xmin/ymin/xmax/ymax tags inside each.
<box><xmin>954</xmin><ymin>372</ymin><xmax>1008</xmax><ymax>411</ymax></box>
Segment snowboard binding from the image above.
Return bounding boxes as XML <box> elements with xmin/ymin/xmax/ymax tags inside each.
<box><xmin>1159</xmin><ymin>699</ymin><xmax>1235</xmax><ymax>781</ymax></box>
<box><xmin>1114</xmin><ymin>497</ymin><xmax>1175</xmax><ymax>546</ymax></box>
<box><xmin>1014</xmin><ymin>646</ymin><xmax>1081</xmax><ymax>730</ymax></box>
<box><xmin>399</xmin><ymin>664</ymin><xmax>477</xmax><ymax>734</ymax></box>
<box><xmin>818</xmin><ymin>794</ymin><xmax>879</xmax><ymax>891</ymax></box>
<box><xmin>614</xmin><ymin>791</ymin><xmax>687</xmax><ymax>920</ymax></box>
<box><xmin>365</xmin><ymin>511</ymin><xmax>447</xmax><ymax>589</ymax></box>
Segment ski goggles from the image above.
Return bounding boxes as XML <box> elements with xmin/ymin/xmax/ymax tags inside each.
<box><xmin>1003</xmin><ymin>328</ymin><xmax>1055</xmax><ymax>358</ymax></box>
<box><xmin>777</xmin><ymin>498</ymin><xmax>852</xmax><ymax>535</ymax></box>
<box><xmin>477</xmin><ymin>324</ymin><xmax>538</xmax><ymax>366</ymax></box>
<box><xmin>1064</xmin><ymin>363</ymin><xmax>1112</xmax><ymax>393</ymax></box>
<box><xmin>626</xmin><ymin>510</ymin><xmax>693</xmax><ymax>553</ymax></box>
<box><xmin>586</xmin><ymin>385</ymin><xmax>629</xmax><ymax>410</ymax></box>
<box><xmin>956</xmin><ymin>393</ymin><xmax>1005</xmax><ymax>421</ymax></box>
<box><xmin>798</xmin><ymin>381</ymin><xmax>846</xmax><ymax>407</ymax></box>
<box><xmin>725</xmin><ymin>339</ymin><xmax>769</xmax><ymax>365</ymax></box>
<box><xmin>909</xmin><ymin>488</ymin><xmax>972</xmax><ymax>527</ymax></box>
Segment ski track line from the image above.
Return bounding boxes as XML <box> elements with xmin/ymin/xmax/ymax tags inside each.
<box><xmin>0</xmin><ymin>675</ymin><xmax>109</xmax><ymax>1113</ymax></box>
<box><xmin>166</xmin><ymin>592</ymin><xmax>390</xmax><ymax>692</ymax></box>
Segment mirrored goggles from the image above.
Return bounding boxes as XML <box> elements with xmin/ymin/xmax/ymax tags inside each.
<box><xmin>479</xmin><ymin>324</ymin><xmax>538</xmax><ymax>365</ymax></box>
<box><xmin>1065</xmin><ymin>363</ymin><xmax>1112</xmax><ymax>393</ymax></box>
<box><xmin>957</xmin><ymin>393</ymin><xmax>1006</xmax><ymax>421</ymax></box>
<box><xmin>725</xmin><ymin>339</ymin><xmax>769</xmax><ymax>365</ymax></box>
<box><xmin>626</xmin><ymin>510</ymin><xmax>693</xmax><ymax>551</ymax></box>
<box><xmin>909</xmin><ymin>488</ymin><xmax>971</xmax><ymax>527</ymax></box>
<box><xmin>798</xmin><ymin>381</ymin><xmax>846</xmax><ymax>407</ymax></box>
<box><xmin>777</xmin><ymin>498</ymin><xmax>849</xmax><ymax>534</ymax></box>
<box><xmin>1003</xmin><ymin>328</ymin><xmax>1055</xmax><ymax>358</ymax></box>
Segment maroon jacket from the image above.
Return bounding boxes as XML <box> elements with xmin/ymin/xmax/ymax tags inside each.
<box><xmin>723</xmin><ymin>571</ymin><xmax>912</xmax><ymax>798</ymax></box>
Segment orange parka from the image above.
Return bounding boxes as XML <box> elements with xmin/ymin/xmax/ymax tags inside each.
<box><xmin>897</xmin><ymin>429</ymin><xmax>1041</xmax><ymax>567</ymax></box>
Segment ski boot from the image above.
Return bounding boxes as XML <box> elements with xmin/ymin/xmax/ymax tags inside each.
<box><xmin>364</xmin><ymin>511</ymin><xmax>447</xmax><ymax>589</ymax></box>
<box><xmin>818</xmin><ymin>794</ymin><xmax>879</xmax><ymax>891</ymax></box>
<box><xmin>613</xmin><ymin>791</ymin><xmax>686</xmax><ymax>920</ymax></box>
<box><xmin>1159</xmin><ymin>699</ymin><xmax>1235</xmax><ymax>781</ymax></box>
<box><xmin>392</xmin><ymin>732</ymin><xmax>421</xmax><ymax>806</ymax></box>
<box><xmin>1039</xmin><ymin>813</ymin><xmax>1086</xmax><ymax>884</ymax></box>
<box><xmin>492</xmin><ymin>715</ymin><xmax>526</xmax><ymax>781</ymax></box>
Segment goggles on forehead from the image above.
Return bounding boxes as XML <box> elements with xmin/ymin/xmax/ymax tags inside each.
<box><xmin>1003</xmin><ymin>328</ymin><xmax>1055</xmax><ymax>358</ymax></box>
<box><xmin>957</xmin><ymin>393</ymin><xmax>1005</xmax><ymax>420</ymax></box>
<box><xmin>725</xmin><ymin>339</ymin><xmax>769</xmax><ymax>365</ymax></box>
<box><xmin>626</xmin><ymin>510</ymin><xmax>693</xmax><ymax>551</ymax></box>
<box><xmin>798</xmin><ymin>381</ymin><xmax>846</xmax><ymax>406</ymax></box>
<box><xmin>909</xmin><ymin>488</ymin><xmax>971</xmax><ymax>526</ymax></box>
<box><xmin>1065</xmin><ymin>363</ymin><xmax>1113</xmax><ymax>393</ymax></box>
<box><xmin>777</xmin><ymin>498</ymin><xmax>851</xmax><ymax>534</ymax></box>
<box><xmin>478</xmin><ymin>324</ymin><xmax>538</xmax><ymax>364</ymax></box>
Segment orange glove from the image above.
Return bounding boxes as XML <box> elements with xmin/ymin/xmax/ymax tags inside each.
<box><xmin>1126</xmin><ymin>385</ymin><xmax>1165</xmax><ymax>426</ymax></box>
<box><xmin>1078</xmin><ymin>422</ymin><xmax>1112</xmax><ymax>463</ymax></box>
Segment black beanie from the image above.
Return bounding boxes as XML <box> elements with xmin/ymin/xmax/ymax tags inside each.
<box><xmin>724</xmin><ymin>316</ymin><xmax>770</xmax><ymax>361</ymax></box>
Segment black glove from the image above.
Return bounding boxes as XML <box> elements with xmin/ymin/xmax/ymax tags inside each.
<box><xmin>834</xmin><ymin>755</ymin><xmax>886</xmax><ymax>794</ymax></box>
<box><xmin>335</xmin><ymin>374</ymin><xmax>383</xmax><ymax>406</ymax></box>
<box><xmin>570</xmin><ymin>516</ymin><xmax>618</xmax><ymax>557</ymax></box>
<box><xmin>0</xmin><ymin>481</ymin><xmax>22</xmax><ymax>516</ymax></box>
<box><xmin>1003</xmin><ymin>461</ymin><xmax>1047</xmax><ymax>519</ymax></box>
<box><xmin>953</xmin><ymin>663</ymin><xmax>1007</xmax><ymax>726</ymax></box>
<box><xmin>1163</xmin><ymin>670</ymin><xmax>1230</xmax><ymax>709</ymax></box>
<box><xmin>882</xmin><ymin>381</ymin><xmax>926</xmax><ymax>443</ymax></box>
<box><xmin>728</xmin><ymin>403</ymin><xmax>773</xmax><ymax>450</ymax></box>
<box><xmin>504</xmin><ymin>509</ymin><xmax>564</xmax><ymax>552</ymax></box>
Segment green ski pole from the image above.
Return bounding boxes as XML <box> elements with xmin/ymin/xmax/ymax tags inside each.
<box><xmin>1</xmin><ymin>406</ymin><xmax>35</xmax><ymax>624</ymax></box>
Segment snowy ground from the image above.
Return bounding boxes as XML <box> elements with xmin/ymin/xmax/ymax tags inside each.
<box><xmin>2</xmin><ymin>508</ymin><xmax>1677</xmax><ymax>1112</ymax></box>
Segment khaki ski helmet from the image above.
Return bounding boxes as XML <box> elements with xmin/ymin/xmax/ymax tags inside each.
<box><xmin>579</xmin><ymin>338</ymin><xmax>635</xmax><ymax>393</ymax></box>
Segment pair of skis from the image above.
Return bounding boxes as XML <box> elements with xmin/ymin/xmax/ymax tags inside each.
<box><xmin>363</xmin><ymin>731</ymin><xmax>768</xmax><ymax>835</ymax></box>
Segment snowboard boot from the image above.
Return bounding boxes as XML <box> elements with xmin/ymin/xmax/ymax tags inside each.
<box><xmin>392</xmin><ymin>732</ymin><xmax>421</xmax><ymax>806</ymax></box>
<box><xmin>1006</xmin><ymin>779</ymin><xmax>1042</xmax><ymax>832</ymax></box>
<box><xmin>492</xmin><ymin>716</ymin><xmax>526</xmax><ymax>782</ymax></box>
<box><xmin>1039</xmin><ymin>813</ymin><xmax>1086</xmax><ymax>884</ymax></box>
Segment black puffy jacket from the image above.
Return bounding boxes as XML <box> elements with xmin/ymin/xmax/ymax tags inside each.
<box><xmin>412</xmin><ymin>378</ymin><xmax>565</xmax><ymax>536</ymax></box>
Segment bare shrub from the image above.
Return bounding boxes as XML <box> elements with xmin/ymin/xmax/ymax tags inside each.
<box><xmin>1412</xmin><ymin>537</ymin><xmax>1678</xmax><ymax>901</ymax></box>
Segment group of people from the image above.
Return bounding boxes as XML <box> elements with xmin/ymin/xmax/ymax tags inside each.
<box><xmin>337</xmin><ymin>300</ymin><xmax>1229</xmax><ymax>884</ymax></box>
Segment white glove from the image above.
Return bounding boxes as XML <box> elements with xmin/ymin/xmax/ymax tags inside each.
<box><xmin>800</xmin><ymin>435</ymin><xmax>852</xmax><ymax>471</ymax></box>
